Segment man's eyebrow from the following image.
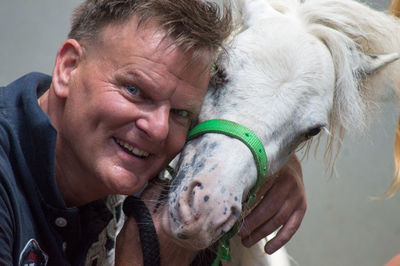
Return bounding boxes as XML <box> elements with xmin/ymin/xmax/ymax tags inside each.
<box><xmin>115</xmin><ymin>71</ymin><xmax>140</xmax><ymax>82</ymax></box>
<box><xmin>116</xmin><ymin>69</ymin><xmax>177</xmax><ymax>101</ymax></box>
<box><xmin>115</xmin><ymin>71</ymin><xmax>153</xmax><ymax>90</ymax></box>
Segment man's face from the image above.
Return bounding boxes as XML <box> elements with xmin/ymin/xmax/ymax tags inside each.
<box><xmin>57</xmin><ymin>17</ymin><xmax>211</xmax><ymax>197</ymax></box>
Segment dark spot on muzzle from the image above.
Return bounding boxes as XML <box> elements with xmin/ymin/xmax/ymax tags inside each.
<box><xmin>192</xmin><ymin>159</ymin><xmax>206</xmax><ymax>176</ymax></box>
<box><xmin>170</xmin><ymin>169</ymin><xmax>188</xmax><ymax>192</ymax></box>
<box><xmin>220</xmin><ymin>187</ymin><xmax>226</xmax><ymax>194</ymax></box>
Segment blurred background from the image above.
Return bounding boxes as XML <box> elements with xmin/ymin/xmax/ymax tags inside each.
<box><xmin>0</xmin><ymin>0</ymin><xmax>398</xmax><ymax>265</ymax></box>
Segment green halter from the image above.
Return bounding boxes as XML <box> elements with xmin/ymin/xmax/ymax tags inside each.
<box><xmin>186</xmin><ymin>119</ymin><xmax>268</xmax><ymax>265</ymax></box>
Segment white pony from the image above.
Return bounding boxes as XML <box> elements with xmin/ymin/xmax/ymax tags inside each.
<box><xmin>147</xmin><ymin>0</ymin><xmax>400</xmax><ymax>265</ymax></box>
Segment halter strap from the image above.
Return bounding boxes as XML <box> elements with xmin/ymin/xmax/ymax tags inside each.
<box><xmin>186</xmin><ymin>119</ymin><xmax>268</xmax><ymax>265</ymax></box>
<box><xmin>187</xmin><ymin>119</ymin><xmax>268</xmax><ymax>207</ymax></box>
<box><xmin>123</xmin><ymin>196</ymin><xmax>161</xmax><ymax>266</ymax></box>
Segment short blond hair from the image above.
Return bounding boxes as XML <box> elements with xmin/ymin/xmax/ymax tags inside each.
<box><xmin>68</xmin><ymin>0</ymin><xmax>232</xmax><ymax>59</ymax></box>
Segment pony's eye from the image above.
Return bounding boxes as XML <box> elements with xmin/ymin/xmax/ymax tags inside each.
<box><xmin>126</xmin><ymin>85</ymin><xmax>140</xmax><ymax>95</ymax></box>
<box><xmin>305</xmin><ymin>127</ymin><xmax>321</xmax><ymax>139</ymax></box>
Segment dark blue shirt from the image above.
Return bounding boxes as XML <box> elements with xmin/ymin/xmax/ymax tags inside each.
<box><xmin>0</xmin><ymin>73</ymin><xmax>112</xmax><ymax>266</ymax></box>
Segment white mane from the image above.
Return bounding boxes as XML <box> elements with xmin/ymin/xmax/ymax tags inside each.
<box><xmin>218</xmin><ymin>0</ymin><xmax>400</xmax><ymax>160</ymax></box>
<box><xmin>298</xmin><ymin>0</ymin><xmax>400</xmax><ymax>131</ymax></box>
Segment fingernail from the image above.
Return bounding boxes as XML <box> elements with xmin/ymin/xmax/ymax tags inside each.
<box><xmin>265</xmin><ymin>244</ymin><xmax>274</xmax><ymax>254</ymax></box>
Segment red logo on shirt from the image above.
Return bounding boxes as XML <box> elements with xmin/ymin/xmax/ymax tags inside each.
<box><xmin>19</xmin><ymin>239</ymin><xmax>48</xmax><ymax>266</ymax></box>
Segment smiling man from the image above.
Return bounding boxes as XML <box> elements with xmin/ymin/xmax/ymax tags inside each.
<box><xmin>0</xmin><ymin>0</ymin><xmax>306</xmax><ymax>265</ymax></box>
<box><xmin>44</xmin><ymin>17</ymin><xmax>213</xmax><ymax>207</ymax></box>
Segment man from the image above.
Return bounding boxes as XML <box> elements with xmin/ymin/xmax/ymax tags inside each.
<box><xmin>0</xmin><ymin>0</ymin><xmax>306</xmax><ymax>265</ymax></box>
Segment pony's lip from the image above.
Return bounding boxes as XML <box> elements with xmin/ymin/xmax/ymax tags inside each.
<box><xmin>160</xmin><ymin>209</ymin><xmax>211</xmax><ymax>250</ymax></box>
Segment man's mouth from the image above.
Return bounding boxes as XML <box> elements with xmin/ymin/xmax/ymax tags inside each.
<box><xmin>114</xmin><ymin>138</ymin><xmax>150</xmax><ymax>158</ymax></box>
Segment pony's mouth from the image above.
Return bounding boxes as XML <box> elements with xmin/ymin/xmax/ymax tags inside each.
<box><xmin>114</xmin><ymin>138</ymin><xmax>150</xmax><ymax>158</ymax></box>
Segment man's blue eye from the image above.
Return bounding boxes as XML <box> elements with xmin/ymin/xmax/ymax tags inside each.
<box><xmin>172</xmin><ymin>109</ymin><xmax>189</xmax><ymax>117</ymax></box>
<box><xmin>127</xmin><ymin>85</ymin><xmax>140</xmax><ymax>95</ymax></box>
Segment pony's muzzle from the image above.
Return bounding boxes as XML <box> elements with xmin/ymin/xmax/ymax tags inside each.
<box><xmin>174</xmin><ymin>178</ymin><xmax>242</xmax><ymax>246</ymax></box>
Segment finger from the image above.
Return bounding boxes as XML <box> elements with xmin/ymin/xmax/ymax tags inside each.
<box><xmin>238</xmin><ymin>182</ymin><xmax>289</xmax><ymax>237</ymax></box>
<box><xmin>239</xmin><ymin>153</ymin><xmax>304</xmax><ymax>240</ymax></box>
<box><xmin>264</xmin><ymin>207</ymin><xmax>305</xmax><ymax>254</ymax></box>
<box><xmin>253</xmin><ymin>177</ymin><xmax>275</xmax><ymax>203</ymax></box>
<box><xmin>241</xmin><ymin>186</ymin><xmax>306</xmax><ymax>248</ymax></box>
<box><xmin>239</xmin><ymin>169</ymin><xmax>297</xmax><ymax>237</ymax></box>
<box><xmin>253</xmin><ymin>154</ymin><xmax>300</xmax><ymax>204</ymax></box>
<box><xmin>240</xmin><ymin>197</ymin><xmax>294</xmax><ymax>247</ymax></box>
<box><xmin>251</xmin><ymin>153</ymin><xmax>301</xmax><ymax>207</ymax></box>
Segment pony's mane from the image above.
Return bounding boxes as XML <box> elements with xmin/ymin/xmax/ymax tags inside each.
<box><xmin>269</xmin><ymin>0</ymin><xmax>400</xmax><ymax>167</ymax></box>
<box><xmin>276</xmin><ymin>0</ymin><xmax>400</xmax><ymax>131</ymax></box>
<box><xmin>213</xmin><ymin>0</ymin><xmax>400</xmax><ymax>177</ymax></box>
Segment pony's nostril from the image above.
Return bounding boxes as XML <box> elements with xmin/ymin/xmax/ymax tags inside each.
<box><xmin>231</xmin><ymin>206</ymin><xmax>240</xmax><ymax>218</ymax></box>
<box><xmin>188</xmin><ymin>181</ymin><xmax>203</xmax><ymax>208</ymax></box>
<box><xmin>220</xmin><ymin>205</ymin><xmax>242</xmax><ymax>234</ymax></box>
<box><xmin>178</xmin><ymin>181</ymin><xmax>203</xmax><ymax>223</ymax></box>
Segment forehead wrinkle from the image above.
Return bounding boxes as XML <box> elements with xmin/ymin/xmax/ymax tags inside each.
<box><xmin>97</xmin><ymin>18</ymin><xmax>211</xmax><ymax>90</ymax></box>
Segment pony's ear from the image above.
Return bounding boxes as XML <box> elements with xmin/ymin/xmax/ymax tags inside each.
<box><xmin>356</xmin><ymin>52</ymin><xmax>400</xmax><ymax>76</ymax></box>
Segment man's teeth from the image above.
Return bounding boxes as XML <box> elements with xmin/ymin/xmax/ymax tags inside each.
<box><xmin>115</xmin><ymin>138</ymin><xmax>149</xmax><ymax>157</ymax></box>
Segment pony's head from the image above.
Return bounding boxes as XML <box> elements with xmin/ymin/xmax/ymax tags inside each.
<box><xmin>160</xmin><ymin>0</ymin><xmax>400</xmax><ymax>249</ymax></box>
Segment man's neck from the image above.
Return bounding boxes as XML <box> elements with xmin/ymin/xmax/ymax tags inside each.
<box><xmin>38</xmin><ymin>86</ymin><xmax>99</xmax><ymax>207</ymax></box>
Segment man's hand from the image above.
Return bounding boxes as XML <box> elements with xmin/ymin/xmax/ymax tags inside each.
<box><xmin>238</xmin><ymin>154</ymin><xmax>306</xmax><ymax>254</ymax></box>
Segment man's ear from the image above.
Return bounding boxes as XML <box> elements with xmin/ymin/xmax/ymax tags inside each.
<box><xmin>52</xmin><ymin>39</ymin><xmax>84</xmax><ymax>98</ymax></box>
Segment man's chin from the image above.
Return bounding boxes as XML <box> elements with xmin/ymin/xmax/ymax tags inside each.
<box><xmin>104</xmin><ymin>173</ymin><xmax>145</xmax><ymax>196</ymax></box>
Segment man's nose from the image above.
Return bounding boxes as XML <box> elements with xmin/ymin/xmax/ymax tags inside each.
<box><xmin>136</xmin><ymin>103</ymin><xmax>170</xmax><ymax>141</ymax></box>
